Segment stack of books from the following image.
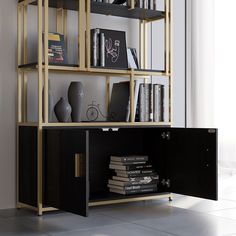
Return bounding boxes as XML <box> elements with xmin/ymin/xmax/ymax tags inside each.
<box><xmin>108</xmin><ymin>155</ymin><xmax>159</xmax><ymax>195</ymax></box>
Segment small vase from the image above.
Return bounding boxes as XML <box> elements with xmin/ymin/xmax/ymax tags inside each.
<box><xmin>68</xmin><ymin>81</ymin><xmax>84</xmax><ymax>122</ymax></box>
<box><xmin>54</xmin><ymin>97</ymin><xmax>71</xmax><ymax>122</ymax></box>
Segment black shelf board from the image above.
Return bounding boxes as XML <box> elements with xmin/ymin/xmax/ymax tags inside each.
<box><xmin>19</xmin><ymin>0</ymin><xmax>80</xmax><ymax>11</ymax></box>
<box><xmin>19</xmin><ymin>1</ymin><xmax>165</xmax><ymax>20</ymax></box>
<box><xmin>89</xmin><ymin>191</ymin><xmax>169</xmax><ymax>202</ymax></box>
<box><xmin>91</xmin><ymin>2</ymin><xmax>165</xmax><ymax>20</ymax></box>
<box><xmin>18</xmin><ymin>62</ymin><xmax>79</xmax><ymax>69</ymax></box>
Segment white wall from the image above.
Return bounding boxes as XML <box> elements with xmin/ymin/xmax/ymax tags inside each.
<box><xmin>0</xmin><ymin>0</ymin><xmax>186</xmax><ymax>209</ymax></box>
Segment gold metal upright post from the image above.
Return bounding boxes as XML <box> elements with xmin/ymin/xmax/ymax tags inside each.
<box><xmin>37</xmin><ymin>0</ymin><xmax>43</xmax><ymax>216</ymax></box>
<box><xmin>23</xmin><ymin>5</ymin><xmax>28</xmax><ymax>122</ymax></box>
<box><xmin>44</xmin><ymin>0</ymin><xmax>49</xmax><ymax>124</ymax></box>
<box><xmin>79</xmin><ymin>0</ymin><xmax>86</xmax><ymax>70</ymax></box>
<box><xmin>139</xmin><ymin>20</ymin><xmax>148</xmax><ymax>70</ymax></box>
<box><xmin>130</xmin><ymin>71</ymin><xmax>135</xmax><ymax>123</ymax></box>
<box><xmin>86</xmin><ymin>0</ymin><xmax>91</xmax><ymax>69</ymax></box>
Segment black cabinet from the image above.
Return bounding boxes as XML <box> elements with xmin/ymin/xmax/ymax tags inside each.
<box><xmin>19</xmin><ymin>126</ymin><xmax>217</xmax><ymax>217</ymax></box>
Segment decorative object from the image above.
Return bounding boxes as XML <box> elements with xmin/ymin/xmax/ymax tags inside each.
<box><xmin>86</xmin><ymin>101</ymin><xmax>107</xmax><ymax>121</ymax></box>
<box><xmin>54</xmin><ymin>97</ymin><xmax>71</xmax><ymax>122</ymax></box>
<box><xmin>91</xmin><ymin>28</ymin><xmax>128</xmax><ymax>69</ymax></box>
<box><xmin>43</xmin><ymin>79</ymin><xmax>54</xmax><ymax>122</ymax></box>
<box><xmin>68</xmin><ymin>81</ymin><xmax>84</xmax><ymax>122</ymax></box>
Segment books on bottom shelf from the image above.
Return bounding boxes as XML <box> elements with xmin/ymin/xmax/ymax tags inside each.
<box><xmin>108</xmin><ymin>155</ymin><xmax>159</xmax><ymax>195</ymax></box>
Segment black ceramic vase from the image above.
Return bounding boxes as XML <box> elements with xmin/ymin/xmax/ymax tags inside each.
<box><xmin>68</xmin><ymin>81</ymin><xmax>84</xmax><ymax>122</ymax></box>
<box><xmin>54</xmin><ymin>97</ymin><xmax>71</xmax><ymax>122</ymax></box>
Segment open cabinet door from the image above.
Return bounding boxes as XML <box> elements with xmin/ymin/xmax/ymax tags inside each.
<box><xmin>44</xmin><ymin>129</ymin><xmax>89</xmax><ymax>216</ymax></box>
<box><xmin>166</xmin><ymin>128</ymin><xmax>218</xmax><ymax>200</ymax></box>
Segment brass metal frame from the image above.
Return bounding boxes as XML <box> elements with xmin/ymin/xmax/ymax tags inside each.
<box><xmin>17</xmin><ymin>0</ymin><xmax>173</xmax><ymax>215</ymax></box>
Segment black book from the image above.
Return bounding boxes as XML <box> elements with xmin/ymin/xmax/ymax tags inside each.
<box><xmin>108</xmin><ymin>178</ymin><xmax>158</xmax><ymax>186</ymax></box>
<box><xmin>109</xmin><ymin>163</ymin><xmax>152</xmax><ymax>171</ymax></box>
<box><xmin>107</xmin><ymin>82</ymin><xmax>130</xmax><ymax>122</ymax></box>
<box><xmin>109</xmin><ymin>187</ymin><xmax>157</xmax><ymax>195</ymax></box>
<box><xmin>153</xmin><ymin>84</ymin><xmax>164</xmax><ymax>122</ymax></box>
<box><xmin>110</xmin><ymin>161</ymin><xmax>147</xmax><ymax>166</ymax></box>
<box><xmin>108</xmin><ymin>183</ymin><xmax>157</xmax><ymax>191</ymax></box>
<box><xmin>110</xmin><ymin>155</ymin><xmax>148</xmax><ymax>162</ymax></box>
<box><xmin>115</xmin><ymin>170</ymin><xmax>155</xmax><ymax>177</ymax></box>
<box><xmin>112</xmin><ymin>175</ymin><xmax>159</xmax><ymax>182</ymax></box>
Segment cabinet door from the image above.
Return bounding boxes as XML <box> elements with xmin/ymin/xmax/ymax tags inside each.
<box><xmin>166</xmin><ymin>128</ymin><xmax>217</xmax><ymax>200</ymax></box>
<box><xmin>44</xmin><ymin>129</ymin><xmax>89</xmax><ymax>216</ymax></box>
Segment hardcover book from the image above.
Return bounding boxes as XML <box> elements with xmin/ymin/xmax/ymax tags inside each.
<box><xmin>109</xmin><ymin>187</ymin><xmax>157</xmax><ymax>195</ymax></box>
<box><xmin>112</xmin><ymin>175</ymin><xmax>159</xmax><ymax>182</ymax></box>
<box><xmin>47</xmin><ymin>32</ymin><xmax>68</xmax><ymax>64</ymax></box>
<box><xmin>111</xmin><ymin>155</ymin><xmax>148</xmax><ymax>162</ymax></box>
<box><xmin>110</xmin><ymin>161</ymin><xmax>147</xmax><ymax>166</ymax></box>
<box><xmin>108</xmin><ymin>183</ymin><xmax>157</xmax><ymax>191</ymax></box>
<box><xmin>107</xmin><ymin>82</ymin><xmax>130</xmax><ymax>121</ymax></box>
<box><xmin>108</xmin><ymin>178</ymin><xmax>158</xmax><ymax>186</ymax></box>
<box><xmin>109</xmin><ymin>163</ymin><xmax>152</xmax><ymax>171</ymax></box>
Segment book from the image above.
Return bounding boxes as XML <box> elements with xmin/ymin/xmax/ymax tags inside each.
<box><xmin>108</xmin><ymin>82</ymin><xmax>130</xmax><ymax>122</ymax></box>
<box><xmin>46</xmin><ymin>32</ymin><xmax>68</xmax><ymax>64</ymax></box>
<box><xmin>153</xmin><ymin>84</ymin><xmax>164</xmax><ymax>122</ymax></box>
<box><xmin>109</xmin><ymin>163</ymin><xmax>152</xmax><ymax>171</ymax></box>
<box><xmin>100</xmin><ymin>32</ymin><xmax>105</xmax><ymax>66</ymax></box>
<box><xmin>115</xmin><ymin>169</ymin><xmax>154</xmax><ymax>176</ymax></box>
<box><xmin>109</xmin><ymin>187</ymin><xmax>157</xmax><ymax>195</ymax></box>
<box><xmin>108</xmin><ymin>178</ymin><xmax>158</xmax><ymax>187</ymax></box>
<box><xmin>108</xmin><ymin>183</ymin><xmax>157</xmax><ymax>191</ymax></box>
<box><xmin>91</xmin><ymin>29</ymin><xmax>100</xmax><ymax>66</ymax></box>
<box><xmin>149</xmin><ymin>84</ymin><xmax>154</xmax><ymax>121</ymax></box>
<box><xmin>110</xmin><ymin>161</ymin><xmax>147</xmax><ymax>166</ymax></box>
<box><xmin>127</xmin><ymin>48</ymin><xmax>138</xmax><ymax>69</ymax></box>
<box><xmin>144</xmin><ymin>83</ymin><xmax>150</xmax><ymax>122</ymax></box>
<box><xmin>110</xmin><ymin>155</ymin><xmax>148</xmax><ymax>162</ymax></box>
<box><xmin>115</xmin><ymin>172</ymin><xmax>156</xmax><ymax>178</ymax></box>
<box><xmin>112</xmin><ymin>175</ymin><xmax>159</xmax><ymax>182</ymax></box>
<box><xmin>139</xmin><ymin>83</ymin><xmax>145</xmax><ymax>122</ymax></box>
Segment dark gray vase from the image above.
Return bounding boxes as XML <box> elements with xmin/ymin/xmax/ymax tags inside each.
<box><xmin>54</xmin><ymin>97</ymin><xmax>71</xmax><ymax>122</ymax></box>
<box><xmin>68</xmin><ymin>81</ymin><xmax>84</xmax><ymax>122</ymax></box>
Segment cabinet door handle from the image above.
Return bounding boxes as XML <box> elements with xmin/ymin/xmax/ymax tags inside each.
<box><xmin>75</xmin><ymin>154</ymin><xmax>84</xmax><ymax>178</ymax></box>
<box><xmin>102</xmin><ymin>128</ymin><xmax>119</xmax><ymax>132</ymax></box>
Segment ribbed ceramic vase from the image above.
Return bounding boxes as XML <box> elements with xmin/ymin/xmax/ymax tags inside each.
<box><xmin>54</xmin><ymin>97</ymin><xmax>71</xmax><ymax>122</ymax></box>
<box><xmin>68</xmin><ymin>81</ymin><xmax>84</xmax><ymax>122</ymax></box>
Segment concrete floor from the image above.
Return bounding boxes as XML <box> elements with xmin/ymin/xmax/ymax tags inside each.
<box><xmin>0</xmin><ymin>173</ymin><xmax>236</xmax><ymax>236</ymax></box>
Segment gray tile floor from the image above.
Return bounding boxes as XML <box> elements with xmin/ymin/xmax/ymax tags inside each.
<box><xmin>1</xmin><ymin>173</ymin><xmax>236</xmax><ymax>236</ymax></box>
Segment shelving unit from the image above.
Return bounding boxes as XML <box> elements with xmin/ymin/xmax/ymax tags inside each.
<box><xmin>17</xmin><ymin>0</ymin><xmax>174</xmax><ymax>216</ymax></box>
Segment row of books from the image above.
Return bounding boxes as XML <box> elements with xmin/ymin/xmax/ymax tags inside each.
<box><xmin>92</xmin><ymin>0</ymin><xmax>158</xmax><ymax>11</ymax></box>
<box><xmin>108</xmin><ymin>81</ymin><xmax>165</xmax><ymax>122</ymax></box>
<box><xmin>108</xmin><ymin>155</ymin><xmax>159</xmax><ymax>195</ymax></box>
<box><xmin>128</xmin><ymin>0</ymin><xmax>158</xmax><ymax>10</ymax></box>
<box><xmin>138</xmin><ymin>83</ymin><xmax>164</xmax><ymax>122</ymax></box>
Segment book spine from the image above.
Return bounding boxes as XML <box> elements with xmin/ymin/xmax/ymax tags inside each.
<box><xmin>143</xmin><ymin>0</ymin><xmax>148</xmax><ymax>9</ymax></box>
<box><xmin>139</xmin><ymin>84</ymin><xmax>145</xmax><ymax>122</ymax></box>
<box><xmin>160</xmin><ymin>85</ymin><xmax>164</xmax><ymax>122</ymax></box>
<box><xmin>111</xmin><ymin>155</ymin><xmax>148</xmax><ymax>162</ymax></box>
<box><xmin>124</xmin><ymin>187</ymin><xmax>157</xmax><ymax>194</ymax></box>
<box><xmin>149</xmin><ymin>0</ymin><xmax>154</xmax><ymax>10</ymax></box>
<box><xmin>100</xmin><ymin>32</ymin><xmax>105</xmax><ymax>67</ymax></box>
<box><xmin>144</xmin><ymin>83</ymin><xmax>150</xmax><ymax>122</ymax></box>
<box><xmin>92</xmin><ymin>29</ymin><xmax>100</xmax><ymax>67</ymax></box>
<box><xmin>124</xmin><ymin>184</ymin><xmax>157</xmax><ymax>190</ymax></box>
<box><xmin>153</xmin><ymin>0</ymin><xmax>157</xmax><ymax>10</ymax></box>
<box><xmin>126</xmin><ymin>164</ymin><xmax>152</xmax><ymax>170</ymax></box>
<box><xmin>149</xmin><ymin>84</ymin><xmax>153</xmax><ymax>121</ymax></box>
<box><xmin>110</xmin><ymin>161</ymin><xmax>147</xmax><ymax>166</ymax></box>
<box><xmin>124</xmin><ymin>179</ymin><xmax>158</xmax><ymax>186</ymax></box>
<box><xmin>115</xmin><ymin>169</ymin><xmax>154</xmax><ymax>175</ymax></box>
<box><xmin>154</xmin><ymin>84</ymin><xmax>161</xmax><ymax>122</ymax></box>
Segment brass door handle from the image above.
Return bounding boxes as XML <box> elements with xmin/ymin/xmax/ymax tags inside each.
<box><xmin>75</xmin><ymin>154</ymin><xmax>84</xmax><ymax>177</ymax></box>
